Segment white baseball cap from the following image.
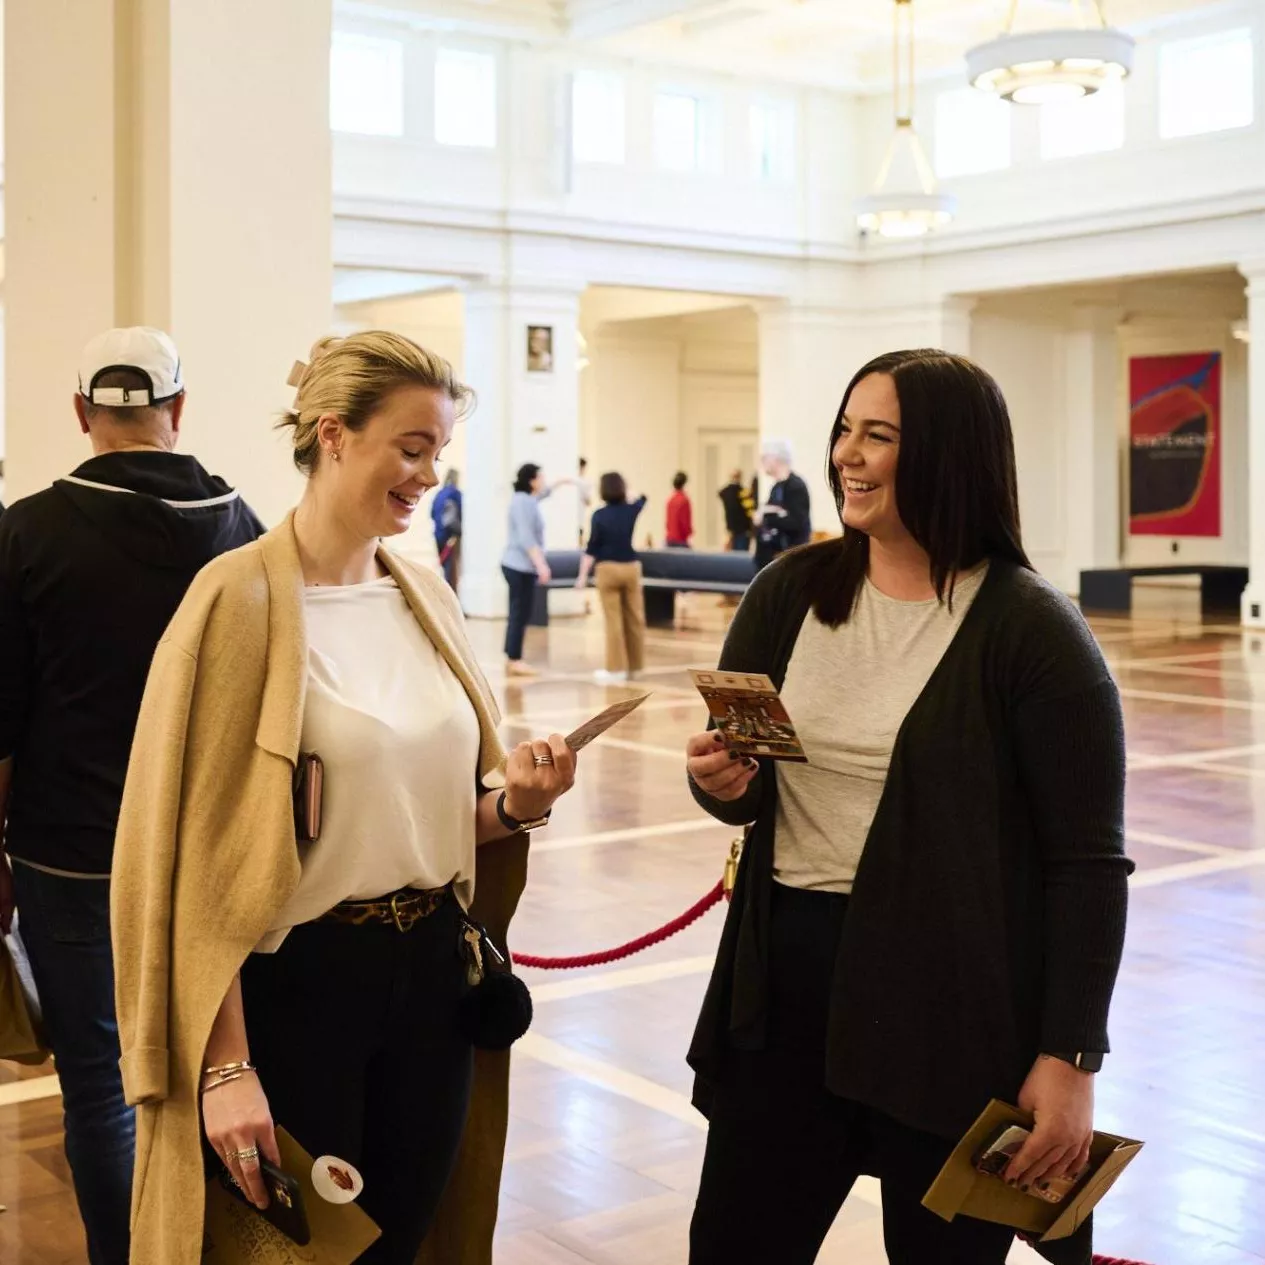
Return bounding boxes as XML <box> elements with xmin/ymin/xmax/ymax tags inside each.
<box><xmin>78</xmin><ymin>327</ymin><xmax>184</xmax><ymax>407</ymax></box>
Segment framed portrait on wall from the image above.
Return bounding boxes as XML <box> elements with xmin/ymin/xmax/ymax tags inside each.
<box><xmin>1128</xmin><ymin>351</ymin><xmax>1222</xmax><ymax>538</ymax></box>
<box><xmin>527</xmin><ymin>325</ymin><xmax>554</xmax><ymax>373</ymax></box>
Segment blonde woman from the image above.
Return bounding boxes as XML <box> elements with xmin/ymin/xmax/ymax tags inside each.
<box><xmin>111</xmin><ymin>333</ymin><xmax>576</xmax><ymax>1265</ymax></box>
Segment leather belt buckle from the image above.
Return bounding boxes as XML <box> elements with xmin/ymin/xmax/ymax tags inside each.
<box><xmin>389</xmin><ymin>893</ymin><xmax>408</xmax><ymax>934</ymax></box>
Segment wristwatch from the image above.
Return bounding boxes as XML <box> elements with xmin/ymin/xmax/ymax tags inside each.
<box><xmin>496</xmin><ymin>791</ymin><xmax>551</xmax><ymax>834</ymax></box>
<box><xmin>1046</xmin><ymin>1052</ymin><xmax>1104</xmax><ymax>1073</ymax></box>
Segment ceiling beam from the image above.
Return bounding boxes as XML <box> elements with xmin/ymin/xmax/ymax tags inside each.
<box><xmin>567</xmin><ymin>0</ymin><xmax>720</xmax><ymax>40</ymax></box>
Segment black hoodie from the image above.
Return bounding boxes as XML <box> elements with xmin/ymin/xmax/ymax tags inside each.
<box><xmin>0</xmin><ymin>451</ymin><xmax>265</xmax><ymax>873</ymax></box>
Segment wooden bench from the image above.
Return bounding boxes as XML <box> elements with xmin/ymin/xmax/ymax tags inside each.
<box><xmin>531</xmin><ymin>548</ymin><xmax>756</xmax><ymax>628</ymax></box>
<box><xmin>1079</xmin><ymin>565</ymin><xmax>1248</xmax><ymax>615</ymax></box>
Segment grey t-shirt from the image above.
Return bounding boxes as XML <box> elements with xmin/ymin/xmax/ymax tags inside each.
<box><xmin>774</xmin><ymin>566</ymin><xmax>988</xmax><ymax>893</ymax></box>
<box><xmin>501</xmin><ymin>489</ymin><xmax>550</xmax><ymax>573</ymax></box>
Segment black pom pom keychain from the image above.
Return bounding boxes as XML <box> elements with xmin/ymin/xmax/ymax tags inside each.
<box><xmin>456</xmin><ymin>921</ymin><xmax>533</xmax><ymax>1050</ymax></box>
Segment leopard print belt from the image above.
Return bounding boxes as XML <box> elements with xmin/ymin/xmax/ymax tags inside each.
<box><xmin>317</xmin><ymin>885</ymin><xmax>450</xmax><ymax>933</ymax></box>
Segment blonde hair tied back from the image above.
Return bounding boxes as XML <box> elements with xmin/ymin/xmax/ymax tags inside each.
<box><xmin>277</xmin><ymin>331</ymin><xmax>474</xmax><ymax>476</ymax></box>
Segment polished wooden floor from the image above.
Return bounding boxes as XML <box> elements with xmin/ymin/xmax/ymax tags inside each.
<box><xmin>5</xmin><ymin>586</ymin><xmax>1265</xmax><ymax>1264</ymax></box>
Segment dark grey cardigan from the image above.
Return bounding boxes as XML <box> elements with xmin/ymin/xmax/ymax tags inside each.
<box><xmin>688</xmin><ymin>549</ymin><xmax>1131</xmax><ymax>1187</ymax></box>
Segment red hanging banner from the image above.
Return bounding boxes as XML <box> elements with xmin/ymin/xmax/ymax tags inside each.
<box><xmin>1128</xmin><ymin>352</ymin><xmax>1221</xmax><ymax>537</ymax></box>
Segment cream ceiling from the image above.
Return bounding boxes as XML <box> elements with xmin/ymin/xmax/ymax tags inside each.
<box><xmin>340</xmin><ymin>0</ymin><xmax>1236</xmax><ymax>89</ymax></box>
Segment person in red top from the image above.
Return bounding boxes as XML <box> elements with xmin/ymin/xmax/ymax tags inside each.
<box><xmin>666</xmin><ymin>471</ymin><xmax>693</xmax><ymax>548</ymax></box>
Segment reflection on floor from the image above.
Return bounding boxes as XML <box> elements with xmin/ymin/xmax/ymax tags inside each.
<box><xmin>4</xmin><ymin>588</ymin><xmax>1265</xmax><ymax>1264</ymax></box>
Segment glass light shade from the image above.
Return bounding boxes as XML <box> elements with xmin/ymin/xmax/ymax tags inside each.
<box><xmin>855</xmin><ymin>193</ymin><xmax>957</xmax><ymax>238</ymax></box>
<box><xmin>966</xmin><ymin>27</ymin><xmax>1134</xmax><ymax>103</ymax></box>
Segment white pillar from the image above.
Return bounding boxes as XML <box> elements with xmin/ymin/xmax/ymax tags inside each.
<box><xmin>756</xmin><ymin>303</ymin><xmax>860</xmax><ymax>535</ymax></box>
<box><xmin>932</xmin><ymin>297</ymin><xmax>976</xmax><ymax>357</ymax></box>
<box><xmin>4</xmin><ymin>0</ymin><xmax>332</xmax><ymax>524</ymax></box>
<box><xmin>460</xmin><ymin>282</ymin><xmax>583</xmax><ymax>618</ymax></box>
<box><xmin>756</xmin><ymin>297</ymin><xmax>977</xmax><ymax>535</ymax></box>
<box><xmin>1063</xmin><ymin>305</ymin><xmax>1124</xmax><ymax>589</ymax></box>
<box><xmin>5</xmin><ymin>0</ymin><xmax>121</xmax><ymax>497</ymax></box>
<box><xmin>1241</xmin><ymin>261</ymin><xmax>1265</xmax><ymax>628</ymax></box>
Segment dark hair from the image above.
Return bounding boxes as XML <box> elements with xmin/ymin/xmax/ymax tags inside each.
<box><xmin>579</xmin><ymin>457</ymin><xmax>588</xmax><ymax>471</ymax></box>
<box><xmin>599</xmin><ymin>472</ymin><xmax>626</xmax><ymax>503</ymax></box>
<box><xmin>673</xmin><ymin>471</ymin><xmax>688</xmax><ymax>491</ymax></box>
<box><xmin>801</xmin><ymin>349</ymin><xmax>1031</xmax><ymax>628</ymax></box>
<box><xmin>514</xmin><ymin>463</ymin><xmax>541</xmax><ymax>494</ymax></box>
<box><xmin>82</xmin><ymin>368</ymin><xmax>179</xmax><ymax>425</ymax></box>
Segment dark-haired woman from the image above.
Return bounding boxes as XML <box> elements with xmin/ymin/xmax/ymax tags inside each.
<box><xmin>501</xmin><ymin>463</ymin><xmax>565</xmax><ymax>677</ymax></box>
<box><xmin>575</xmin><ymin>472</ymin><xmax>647</xmax><ymax>683</ymax></box>
<box><xmin>684</xmin><ymin>350</ymin><xmax>1130</xmax><ymax>1265</ymax></box>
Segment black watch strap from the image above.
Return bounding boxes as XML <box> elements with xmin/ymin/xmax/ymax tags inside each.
<box><xmin>1046</xmin><ymin>1051</ymin><xmax>1104</xmax><ymax>1073</ymax></box>
<box><xmin>496</xmin><ymin>790</ymin><xmax>551</xmax><ymax>834</ymax></box>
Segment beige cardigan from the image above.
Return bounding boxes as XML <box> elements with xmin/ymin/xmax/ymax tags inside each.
<box><xmin>111</xmin><ymin>514</ymin><xmax>515</xmax><ymax>1265</ymax></box>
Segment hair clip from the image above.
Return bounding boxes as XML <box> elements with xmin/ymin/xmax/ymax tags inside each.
<box><xmin>286</xmin><ymin>359</ymin><xmax>309</xmax><ymax>389</ymax></box>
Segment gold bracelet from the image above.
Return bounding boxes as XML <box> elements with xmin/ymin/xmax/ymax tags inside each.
<box><xmin>202</xmin><ymin>1060</ymin><xmax>254</xmax><ymax>1078</ymax></box>
<box><xmin>200</xmin><ymin>1070</ymin><xmax>247</xmax><ymax>1094</ymax></box>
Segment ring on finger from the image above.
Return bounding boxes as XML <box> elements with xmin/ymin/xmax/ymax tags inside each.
<box><xmin>234</xmin><ymin>1145</ymin><xmax>260</xmax><ymax>1163</ymax></box>
<box><xmin>533</xmin><ymin>753</ymin><xmax>554</xmax><ymax>767</ymax></box>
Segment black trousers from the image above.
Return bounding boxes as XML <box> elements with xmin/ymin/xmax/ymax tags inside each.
<box><xmin>502</xmin><ymin>565</ymin><xmax>537</xmax><ymax>660</ymax></box>
<box><xmin>690</xmin><ymin>882</ymin><xmax>1019</xmax><ymax>1265</ymax></box>
<box><xmin>241</xmin><ymin>896</ymin><xmax>474</xmax><ymax>1265</ymax></box>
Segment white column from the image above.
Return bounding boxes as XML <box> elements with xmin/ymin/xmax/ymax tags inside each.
<box><xmin>756</xmin><ymin>297</ymin><xmax>977</xmax><ymax>535</ymax></box>
<box><xmin>756</xmin><ymin>303</ymin><xmax>864</xmax><ymax>535</ymax></box>
<box><xmin>4</xmin><ymin>0</ymin><xmax>332</xmax><ymax>523</ymax></box>
<box><xmin>460</xmin><ymin>282</ymin><xmax>583</xmax><ymax>618</ymax></box>
<box><xmin>932</xmin><ymin>297</ymin><xmax>977</xmax><ymax>357</ymax></box>
<box><xmin>1063</xmin><ymin>305</ymin><xmax>1124</xmax><ymax>587</ymax></box>
<box><xmin>1241</xmin><ymin>262</ymin><xmax>1265</xmax><ymax>628</ymax></box>
<box><xmin>5</xmin><ymin>0</ymin><xmax>121</xmax><ymax>498</ymax></box>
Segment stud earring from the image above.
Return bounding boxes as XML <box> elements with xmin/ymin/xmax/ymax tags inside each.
<box><xmin>331</xmin><ymin>449</ymin><xmax>341</xmax><ymax>463</ymax></box>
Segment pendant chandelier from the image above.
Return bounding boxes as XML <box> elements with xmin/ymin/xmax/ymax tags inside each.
<box><xmin>855</xmin><ymin>0</ymin><xmax>956</xmax><ymax>240</ymax></box>
<box><xmin>966</xmin><ymin>0</ymin><xmax>1134</xmax><ymax>105</ymax></box>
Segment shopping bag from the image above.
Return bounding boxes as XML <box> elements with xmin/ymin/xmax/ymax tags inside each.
<box><xmin>0</xmin><ymin>915</ymin><xmax>48</xmax><ymax>1065</ymax></box>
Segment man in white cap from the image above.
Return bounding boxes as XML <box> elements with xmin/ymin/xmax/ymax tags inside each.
<box><xmin>754</xmin><ymin>438</ymin><xmax>812</xmax><ymax>572</ymax></box>
<box><xmin>0</xmin><ymin>328</ymin><xmax>264</xmax><ymax>1265</ymax></box>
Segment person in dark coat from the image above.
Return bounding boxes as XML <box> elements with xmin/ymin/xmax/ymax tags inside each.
<box><xmin>753</xmin><ymin>439</ymin><xmax>811</xmax><ymax>570</ymax></box>
<box><xmin>0</xmin><ymin>328</ymin><xmax>265</xmax><ymax>1265</ymax></box>
<box><xmin>683</xmin><ymin>350</ymin><xmax>1130</xmax><ymax>1265</ymax></box>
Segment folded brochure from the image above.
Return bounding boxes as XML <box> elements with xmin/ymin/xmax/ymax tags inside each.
<box><xmin>564</xmin><ymin>693</ymin><xmax>650</xmax><ymax>752</ymax></box>
<box><xmin>688</xmin><ymin>669</ymin><xmax>807</xmax><ymax>762</ymax></box>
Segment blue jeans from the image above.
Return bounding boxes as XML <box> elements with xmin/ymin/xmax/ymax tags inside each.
<box><xmin>503</xmin><ymin>566</ymin><xmax>537</xmax><ymax>661</ymax></box>
<box><xmin>11</xmin><ymin>862</ymin><xmax>134</xmax><ymax>1265</ymax></box>
<box><xmin>728</xmin><ymin>532</ymin><xmax>751</xmax><ymax>552</ymax></box>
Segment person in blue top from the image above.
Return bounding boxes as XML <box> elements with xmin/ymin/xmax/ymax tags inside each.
<box><xmin>575</xmin><ymin>472</ymin><xmax>648</xmax><ymax>683</ymax></box>
<box><xmin>501</xmin><ymin>463</ymin><xmax>570</xmax><ymax>677</ymax></box>
<box><xmin>430</xmin><ymin>469</ymin><xmax>462</xmax><ymax>592</ymax></box>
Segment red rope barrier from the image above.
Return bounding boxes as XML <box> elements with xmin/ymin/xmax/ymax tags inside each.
<box><xmin>512</xmin><ymin>880</ymin><xmax>726</xmax><ymax>970</ymax></box>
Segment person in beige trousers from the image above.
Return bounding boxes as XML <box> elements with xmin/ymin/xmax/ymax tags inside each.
<box><xmin>576</xmin><ymin>472</ymin><xmax>647</xmax><ymax>684</ymax></box>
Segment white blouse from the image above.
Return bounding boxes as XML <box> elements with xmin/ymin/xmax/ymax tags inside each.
<box><xmin>256</xmin><ymin>575</ymin><xmax>481</xmax><ymax>952</ymax></box>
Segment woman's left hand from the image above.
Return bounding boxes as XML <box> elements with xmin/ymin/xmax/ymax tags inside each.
<box><xmin>504</xmin><ymin>734</ymin><xmax>577</xmax><ymax>823</ymax></box>
<box><xmin>1004</xmin><ymin>1055</ymin><xmax>1095</xmax><ymax>1192</ymax></box>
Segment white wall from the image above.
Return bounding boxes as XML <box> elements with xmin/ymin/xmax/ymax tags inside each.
<box><xmin>971</xmin><ymin>314</ymin><xmax>1072</xmax><ymax>585</ymax></box>
<box><xmin>331</xmin><ymin>12</ymin><xmax>862</xmax><ymax>256</ymax></box>
<box><xmin>334</xmin><ymin>2</ymin><xmax>1262</xmax><ymax>263</ymax></box>
<box><xmin>582</xmin><ymin>307</ymin><xmax>758</xmax><ymax>549</ymax></box>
